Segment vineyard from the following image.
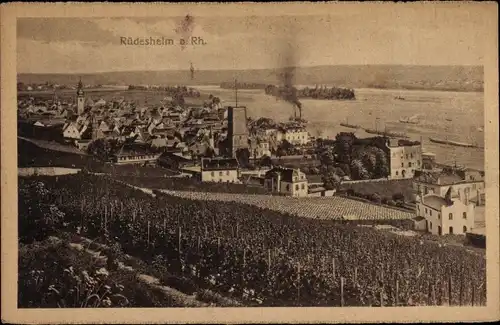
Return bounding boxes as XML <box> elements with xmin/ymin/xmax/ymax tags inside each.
<box><xmin>19</xmin><ymin>173</ymin><xmax>486</xmax><ymax>307</ymax></box>
<box><xmin>155</xmin><ymin>189</ymin><xmax>415</xmax><ymax>221</ymax></box>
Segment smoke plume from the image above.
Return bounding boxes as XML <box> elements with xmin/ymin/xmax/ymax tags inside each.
<box><xmin>278</xmin><ymin>33</ymin><xmax>302</xmax><ymax>117</ymax></box>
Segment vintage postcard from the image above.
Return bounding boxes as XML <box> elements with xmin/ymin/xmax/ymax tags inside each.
<box><xmin>1</xmin><ymin>2</ymin><xmax>499</xmax><ymax>324</ymax></box>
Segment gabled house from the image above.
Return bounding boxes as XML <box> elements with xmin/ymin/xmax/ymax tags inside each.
<box><xmin>200</xmin><ymin>157</ymin><xmax>240</xmax><ymax>183</ymax></box>
<box><xmin>134</xmin><ymin>127</ymin><xmax>151</xmax><ymax>144</ymax></box>
<box><xmin>415</xmin><ymin>186</ymin><xmax>476</xmax><ymax>236</ymax></box>
<box><xmin>264</xmin><ymin>167</ymin><xmax>309</xmax><ymax>197</ymax></box>
<box><xmin>63</xmin><ymin>121</ymin><xmax>86</xmax><ymax>140</ymax></box>
<box><xmin>413</xmin><ymin>168</ymin><xmax>485</xmax><ymax>202</ymax></box>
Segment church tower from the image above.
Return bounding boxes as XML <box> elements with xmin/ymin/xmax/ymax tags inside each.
<box><xmin>76</xmin><ymin>78</ymin><xmax>85</xmax><ymax>115</ymax></box>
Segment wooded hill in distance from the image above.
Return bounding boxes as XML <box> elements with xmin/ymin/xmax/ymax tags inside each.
<box><xmin>18</xmin><ymin>65</ymin><xmax>483</xmax><ymax>92</ymax></box>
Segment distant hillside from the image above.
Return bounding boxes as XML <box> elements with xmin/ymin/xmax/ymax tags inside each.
<box><xmin>18</xmin><ymin>65</ymin><xmax>483</xmax><ymax>92</ymax></box>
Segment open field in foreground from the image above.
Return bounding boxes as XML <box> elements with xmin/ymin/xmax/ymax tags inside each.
<box><xmin>18</xmin><ymin>173</ymin><xmax>486</xmax><ymax>307</ymax></box>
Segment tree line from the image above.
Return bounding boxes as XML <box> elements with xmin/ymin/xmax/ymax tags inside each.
<box><xmin>265</xmin><ymin>85</ymin><xmax>356</xmax><ymax>101</ymax></box>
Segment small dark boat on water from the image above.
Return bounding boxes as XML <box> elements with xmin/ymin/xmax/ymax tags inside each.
<box><xmin>394</xmin><ymin>96</ymin><xmax>405</xmax><ymax>100</ymax></box>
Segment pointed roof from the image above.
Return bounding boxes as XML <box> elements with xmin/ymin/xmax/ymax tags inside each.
<box><xmin>444</xmin><ymin>186</ymin><xmax>455</xmax><ymax>205</ymax></box>
<box><xmin>422</xmin><ymin>194</ymin><xmax>448</xmax><ymax>210</ymax></box>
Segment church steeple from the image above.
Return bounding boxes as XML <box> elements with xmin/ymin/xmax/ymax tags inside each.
<box><xmin>76</xmin><ymin>77</ymin><xmax>85</xmax><ymax>115</ymax></box>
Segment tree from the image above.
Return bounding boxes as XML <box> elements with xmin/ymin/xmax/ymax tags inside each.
<box><xmin>277</xmin><ymin>139</ymin><xmax>294</xmax><ymax>156</ymax></box>
<box><xmin>87</xmin><ymin>139</ymin><xmax>120</xmax><ymax>162</ymax></box>
<box><xmin>319</xmin><ymin>147</ymin><xmax>335</xmax><ymax>167</ymax></box>
<box><xmin>352</xmin><ymin>145</ymin><xmax>390</xmax><ymax>179</ymax></box>
<box><xmin>259</xmin><ymin>155</ymin><xmax>272</xmax><ymax>167</ymax></box>
<box><xmin>235</xmin><ymin>148</ymin><xmax>251</xmax><ymax>168</ymax></box>
<box><xmin>335</xmin><ymin>132</ymin><xmax>356</xmax><ymax>165</ymax></box>
<box><xmin>322</xmin><ymin>170</ymin><xmax>341</xmax><ymax>190</ymax></box>
<box><xmin>203</xmin><ymin>146</ymin><xmax>216</xmax><ymax>158</ymax></box>
<box><xmin>350</xmin><ymin>159</ymin><xmax>370</xmax><ymax>180</ymax></box>
<box><xmin>371</xmin><ymin>193</ymin><xmax>382</xmax><ymax>204</ymax></box>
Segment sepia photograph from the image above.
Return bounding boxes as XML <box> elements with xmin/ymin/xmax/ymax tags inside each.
<box><xmin>1</xmin><ymin>2</ymin><xmax>499</xmax><ymax>324</ymax></box>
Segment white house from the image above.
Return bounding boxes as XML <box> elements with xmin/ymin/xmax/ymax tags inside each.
<box><xmin>63</xmin><ymin>122</ymin><xmax>87</xmax><ymax>140</ymax></box>
<box><xmin>264</xmin><ymin>167</ymin><xmax>309</xmax><ymax>197</ymax></box>
<box><xmin>200</xmin><ymin>157</ymin><xmax>240</xmax><ymax>183</ymax></box>
<box><xmin>415</xmin><ymin>186</ymin><xmax>475</xmax><ymax>236</ymax></box>
<box><xmin>413</xmin><ymin>168</ymin><xmax>485</xmax><ymax>202</ymax></box>
<box><xmin>279</xmin><ymin>126</ymin><xmax>309</xmax><ymax>145</ymax></box>
<box><xmin>249</xmin><ymin>137</ymin><xmax>272</xmax><ymax>159</ymax></box>
<box><xmin>387</xmin><ymin>139</ymin><xmax>423</xmax><ymax>179</ymax></box>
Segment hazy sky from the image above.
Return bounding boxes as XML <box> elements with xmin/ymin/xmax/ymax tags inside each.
<box><xmin>17</xmin><ymin>7</ymin><xmax>488</xmax><ymax>73</ymax></box>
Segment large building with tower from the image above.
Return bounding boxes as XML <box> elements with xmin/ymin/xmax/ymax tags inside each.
<box><xmin>227</xmin><ymin>106</ymin><xmax>249</xmax><ymax>158</ymax></box>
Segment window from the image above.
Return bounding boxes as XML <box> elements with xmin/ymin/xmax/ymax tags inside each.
<box><xmin>301</xmin><ymin>184</ymin><xmax>305</xmax><ymax>190</ymax></box>
<box><xmin>438</xmin><ymin>226</ymin><xmax>442</xmax><ymax>235</ymax></box>
<box><xmin>401</xmin><ymin>163</ymin><xmax>404</xmax><ymax>168</ymax></box>
<box><xmin>438</xmin><ymin>213</ymin><xmax>441</xmax><ymax>219</ymax></box>
<box><xmin>425</xmin><ymin>208</ymin><xmax>428</xmax><ymax>214</ymax></box>
<box><xmin>424</xmin><ymin>187</ymin><xmax>428</xmax><ymax>195</ymax></box>
<box><xmin>408</xmin><ymin>162</ymin><xmax>412</xmax><ymax>168</ymax></box>
<box><xmin>219</xmin><ymin>171</ymin><xmax>223</xmax><ymax>176</ymax></box>
<box><xmin>226</xmin><ymin>171</ymin><xmax>230</xmax><ymax>176</ymax></box>
<box><xmin>396</xmin><ymin>171</ymin><xmax>399</xmax><ymax>176</ymax></box>
<box><xmin>211</xmin><ymin>171</ymin><xmax>214</xmax><ymax>177</ymax></box>
<box><xmin>286</xmin><ymin>184</ymin><xmax>290</xmax><ymax>191</ymax></box>
<box><xmin>430</xmin><ymin>222</ymin><xmax>432</xmax><ymax>230</ymax></box>
<box><xmin>449</xmin><ymin>213</ymin><xmax>453</xmax><ymax>220</ymax></box>
<box><xmin>295</xmin><ymin>184</ymin><xmax>299</xmax><ymax>191</ymax></box>
<box><xmin>463</xmin><ymin>212</ymin><xmax>467</xmax><ymax>219</ymax></box>
<box><xmin>463</xmin><ymin>226</ymin><xmax>467</xmax><ymax>233</ymax></box>
<box><xmin>449</xmin><ymin>226</ymin><xmax>453</xmax><ymax>235</ymax></box>
<box><xmin>430</xmin><ymin>210</ymin><xmax>433</xmax><ymax>216</ymax></box>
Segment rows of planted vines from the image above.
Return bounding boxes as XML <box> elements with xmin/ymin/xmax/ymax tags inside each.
<box><xmin>19</xmin><ymin>174</ymin><xmax>487</xmax><ymax>307</ymax></box>
<box><xmin>154</xmin><ymin>189</ymin><xmax>415</xmax><ymax>221</ymax></box>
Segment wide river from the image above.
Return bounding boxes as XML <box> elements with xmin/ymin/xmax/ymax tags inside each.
<box><xmin>196</xmin><ymin>86</ymin><xmax>485</xmax><ymax>171</ymax></box>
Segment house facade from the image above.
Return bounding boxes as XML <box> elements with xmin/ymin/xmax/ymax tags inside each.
<box><xmin>415</xmin><ymin>187</ymin><xmax>475</xmax><ymax>236</ymax></box>
<box><xmin>412</xmin><ymin>168</ymin><xmax>485</xmax><ymax>202</ymax></box>
<box><xmin>63</xmin><ymin>122</ymin><xmax>86</xmax><ymax>140</ymax></box>
<box><xmin>114</xmin><ymin>152</ymin><xmax>161</xmax><ymax>165</ymax></box>
<box><xmin>200</xmin><ymin>157</ymin><xmax>240</xmax><ymax>183</ymax></box>
<box><xmin>387</xmin><ymin>139</ymin><xmax>423</xmax><ymax>179</ymax></box>
<box><xmin>283</xmin><ymin>127</ymin><xmax>309</xmax><ymax>145</ymax></box>
<box><xmin>264</xmin><ymin>167</ymin><xmax>309</xmax><ymax>197</ymax></box>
